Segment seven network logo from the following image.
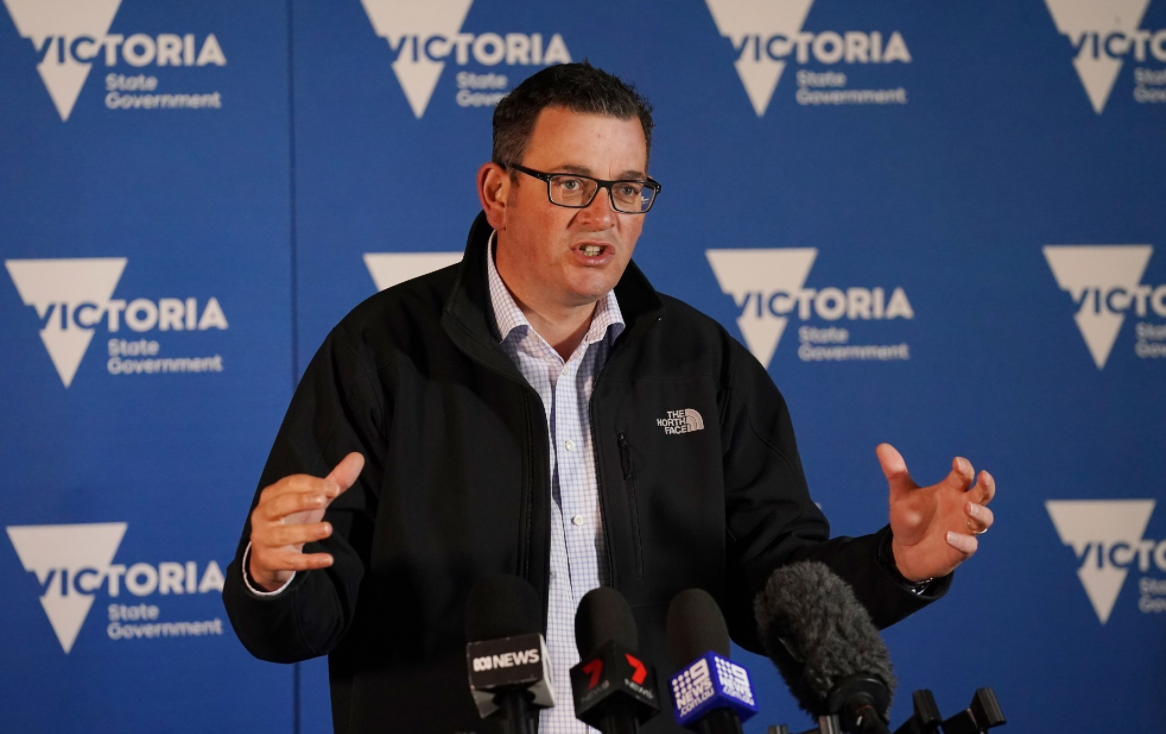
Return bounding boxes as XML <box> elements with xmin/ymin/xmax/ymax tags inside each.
<box><xmin>1</xmin><ymin>0</ymin><xmax>227</xmax><ymax>121</ymax></box>
<box><xmin>5</xmin><ymin>258</ymin><xmax>228</xmax><ymax>388</ymax></box>
<box><xmin>1044</xmin><ymin>245</ymin><xmax>1166</xmax><ymax>369</ymax></box>
<box><xmin>706</xmin><ymin>249</ymin><xmax>913</xmax><ymax>369</ymax></box>
<box><xmin>704</xmin><ymin>0</ymin><xmax>911</xmax><ymax>117</ymax></box>
<box><xmin>1047</xmin><ymin>500</ymin><xmax>1166</xmax><ymax>624</ymax></box>
<box><xmin>359</xmin><ymin>0</ymin><xmax>570</xmax><ymax>118</ymax></box>
<box><xmin>1044</xmin><ymin>0</ymin><xmax>1166</xmax><ymax>113</ymax></box>
<box><xmin>6</xmin><ymin>523</ymin><xmax>226</xmax><ymax>653</ymax></box>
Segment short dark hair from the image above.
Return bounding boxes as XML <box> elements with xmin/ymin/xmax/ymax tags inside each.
<box><xmin>492</xmin><ymin>61</ymin><xmax>655</xmax><ymax>171</ymax></box>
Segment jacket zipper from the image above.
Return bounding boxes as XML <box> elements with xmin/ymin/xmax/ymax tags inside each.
<box><xmin>617</xmin><ymin>432</ymin><xmax>644</xmax><ymax>578</ymax></box>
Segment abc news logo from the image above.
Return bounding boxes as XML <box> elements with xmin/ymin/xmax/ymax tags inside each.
<box><xmin>471</xmin><ymin>647</ymin><xmax>541</xmax><ymax>671</ymax></box>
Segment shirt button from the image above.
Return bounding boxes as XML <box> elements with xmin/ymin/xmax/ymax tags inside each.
<box><xmin>572</xmin><ymin>515</ymin><xmax>584</xmax><ymax>527</ymax></box>
<box><xmin>564</xmin><ymin>439</ymin><xmax>576</xmax><ymax>451</ymax></box>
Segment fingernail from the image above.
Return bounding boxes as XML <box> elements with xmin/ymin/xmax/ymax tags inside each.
<box><xmin>322</xmin><ymin>522</ymin><xmax>332</xmax><ymax>535</ymax></box>
<box><xmin>946</xmin><ymin>531</ymin><xmax>956</xmax><ymax>544</ymax></box>
<box><xmin>967</xmin><ymin>503</ymin><xmax>980</xmax><ymax>518</ymax></box>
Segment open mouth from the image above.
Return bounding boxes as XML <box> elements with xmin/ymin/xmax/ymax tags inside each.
<box><xmin>578</xmin><ymin>244</ymin><xmax>608</xmax><ymax>257</ymax></box>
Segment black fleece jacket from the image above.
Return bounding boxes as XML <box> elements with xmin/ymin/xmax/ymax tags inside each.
<box><xmin>223</xmin><ymin>212</ymin><xmax>947</xmax><ymax>734</ymax></box>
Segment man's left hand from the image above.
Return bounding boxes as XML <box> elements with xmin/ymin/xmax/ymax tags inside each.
<box><xmin>877</xmin><ymin>443</ymin><xmax>996</xmax><ymax>583</ymax></box>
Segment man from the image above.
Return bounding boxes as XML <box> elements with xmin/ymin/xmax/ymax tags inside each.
<box><xmin>223</xmin><ymin>63</ymin><xmax>995</xmax><ymax>734</ymax></box>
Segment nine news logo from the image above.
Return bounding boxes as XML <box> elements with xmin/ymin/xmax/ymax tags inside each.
<box><xmin>1</xmin><ymin>0</ymin><xmax>228</xmax><ymax>121</ymax></box>
<box><xmin>358</xmin><ymin>0</ymin><xmax>571</xmax><ymax>118</ymax></box>
<box><xmin>704</xmin><ymin>0</ymin><xmax>912</xmax><ymax>117</ymax></box>
<box><xmin>5</xmin><ymin>258</ymin><xmax>229</xmax><ymax>388</ymax></box>
<box><xmin>706</xmin><ymin>248</ymin><xmax>914</xmax><ymax>369</ymax></box>
<box><xmin>1043</xmin><ymin>245</ymin><xmax>1166</xmax><ymax>369</ymax></box>
<box><xmin>1047</xmin><ymin>500</ymin><xmax>1166</xmax><ymax>624</ymax></box>
<box><xmin>5</xmin><ymin>522</ymin><xmax>226</xmax><ymax>654</ymax></box>
<box><xmin>1044</xmin><ymin>0</ymin><xmax>1166</xmax><ymax>113</ymax></box>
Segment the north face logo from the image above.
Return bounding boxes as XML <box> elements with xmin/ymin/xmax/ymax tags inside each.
<box><xmin>363</xmin><ymin>252</ymin><xmax>461</xmax><ymax>291</ymax></box>
<box><xmin>1044</xmin><ymin>0</ymin><xmax>1165</xmax><ymax>114</ymax></box>
<box><xmin>1046</xmin><ymin>500</ymin><xmax>1164</xmax><ymax>624</ymax></box>
<box><xmin>1043</xmin><ymin>245</ymin><xmax>1166</xmax><ymax>369</ymax></box>
<box><xmin>358</xmin><ymin>0</ymin><xmax>570</xmax><ymax>118</ymax></box>
<box><xmin>657</xmin><ymin>409</ymin><xmax>704</xmax><ymax>435</ymax></box>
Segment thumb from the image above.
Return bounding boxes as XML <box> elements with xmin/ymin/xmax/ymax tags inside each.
<box><xmin>326</xmin><ymin>452</ymin><xmax>366</xmax><ymax>494</ymax></box>
<box><xmin>876</xmin><ymin>443</ymin><xmax>915</xmax><ymax>500</ymax></box>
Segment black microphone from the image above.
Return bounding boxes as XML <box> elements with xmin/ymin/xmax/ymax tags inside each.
<box><xmin>464</xmin><ymin>575</ymin><xmax>555</xmax><ymax>734</ymax></box>
<box><xmin>666</xmin><ymin>588</ymin><xmax>759</xmax><ymax>734</ymax></box>
<box><xmin>570</xmin><ymin>586</ymin><xmax>661</xmax><ymax>734</ymax></box>
<box><xmin>753</xmin><ymin>561</ymin><xmax>896</xmax><ymax>734</ymax></box>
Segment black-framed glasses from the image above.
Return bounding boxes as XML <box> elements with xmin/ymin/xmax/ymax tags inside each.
<box><xmin>507</xmin><ymin>163</ymin><xmax>661</xmax><ymax>214</ymax></box>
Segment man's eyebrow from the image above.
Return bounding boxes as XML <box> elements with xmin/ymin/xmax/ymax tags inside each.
<box><xmin>552</xmin><ymin>164</ymin><xmax>647</xmax><ymax>180</ymax></box>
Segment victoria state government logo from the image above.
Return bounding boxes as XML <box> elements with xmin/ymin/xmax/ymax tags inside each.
<box><xmin>6</xmin><ymin>523</ymin><xmax>226</xmax><ymax>653</ymax></box>
<box><xmin>1043</xmin><ymin>245</ymin><xmax>1166</xmax><ymax>369</ymax></box>
<box><xmin>706</xmin><ymin>248</ymin><xmax>914</xmax><ymax>369</ymax></box>
<box><xmin>1044</xmin><ymin>0</ymin><xmax>1166</xmax><ymax>113</ymax></box>
<box><xmin>704</xmin><ymin>0</ymin><xmax>912</xmax><ymax>117</ymax></box>
<box><xmin>1</xmin><ymin>0</ymin><xmax>228</xmax><ymax>121</ymax></box>
<box><xmin>1047</xmin><ymin>500</ymin><xmax>1166</xmax><ymax>624</ymax></box>
<box><xmin>5</xmin><ymin>258</ymin><xmax>229</xmax><ymax>388</ymax></box>
<box><xmin>358</xmin><ymin>0</ymin><xmax>571</xmax><ymax>118</ymax></box>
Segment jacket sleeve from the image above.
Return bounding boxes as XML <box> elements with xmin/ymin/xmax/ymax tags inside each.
<box><xmin>719</xmin><ymin>338</ymin><xmax>948</xmax><ymax>654</ymax></box>
<box><xmin>222</xmin><ymin>324</ymin><xmax>389</xmax><ymax>663</ymax></box>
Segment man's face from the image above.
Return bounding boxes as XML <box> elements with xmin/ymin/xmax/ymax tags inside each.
<box><xmin>495</xmin><ymin>106</ymin><xmax>648</xmax><ymax>311</ymax></box>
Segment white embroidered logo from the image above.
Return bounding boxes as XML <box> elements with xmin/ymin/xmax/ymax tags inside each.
<box><xmin>657</xmin><ymin>409</ymin><xmax>704</xmax><ymax>435</ymax></box>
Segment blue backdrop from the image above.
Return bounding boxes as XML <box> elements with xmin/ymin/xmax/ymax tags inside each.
<box><xmin>2</xmin><ymin>0</ymin><xmax>1163</xmax><ymax>732</ymax></box>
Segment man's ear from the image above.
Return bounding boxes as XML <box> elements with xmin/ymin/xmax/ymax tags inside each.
<box><xmin>477</xmin><ymin>162</ymin><xmax>511</xmax><ymax>232</ymax></box>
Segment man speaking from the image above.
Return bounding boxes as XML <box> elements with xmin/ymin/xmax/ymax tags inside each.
<box><xmin>223</xmin><ymin>63</ymin><xmax>996</xmax><ymax>734</ymax></box>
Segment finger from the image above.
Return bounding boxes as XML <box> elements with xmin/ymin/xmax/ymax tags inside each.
<box><xmin>875</xmin><ymin>443</ymin><xmax>916</xmax><ymax>501</ymax></box>
<box><xmin>264</xmin><ymin>521</ymin><xmax>332</xmax><ymax>547</ymax></box>
<box><xmin>966</xmin><ymin>501</ymin><xmax>994</xmax><ymax>530</ymax></box>
<box><xmin>262</xmin><ymin>550</ymin><xmax>335</xmax><ymax>572</ymax></box>
<box><xmin>945</xmin><ymin>530</ymin><xmax>978</xmax><ymax>556</ymax></box>
<box><xmin>259</xmin><ymin>474</ymin><xmax>334</xmax><ymax>503</ymax></box>
<box><xmin>944</xmin><ymin>456</ymin><xmax>975</xmax><ymax>492</ymax></box>
<box><xmin>971</xmin><ymin>469</ymin><xmax>996</xmax><ymax>505</ymax></box>
<box><xmin>262</xmin><ymin>490</ymin><xmax>329</xmax><ymax>522</ymax></box>
<box><xmin>326</xmin><ymin>452</ymin><xmax>365</xmax><ymax>495</ymax></box>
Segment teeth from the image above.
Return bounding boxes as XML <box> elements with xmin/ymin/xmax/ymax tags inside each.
<box><xmin>581</xmin><ymin>246</ymin><xmax>602</xmax><ymax>256</ymax></box>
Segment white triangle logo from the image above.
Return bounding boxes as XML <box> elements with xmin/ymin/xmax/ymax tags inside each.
<box><xmin>5</xmin><ymin>257</ymin><xmax>127</xmax><ymax>387</ymax></box>
<box><xmin>7</xmin><ymin>522</ymin><xmax>127</xmax><ymax>653</ymax></box>
<box><xmin>706</xmin><ymin>248</ymin><xmax>817</xmax><ymax>368</ymax></box>
<box><xmin>705</xmin><ymin>0</ymin><xmax>816</xmax><ymax>117</ymax></box>
<box><xmin>1043</xmin><ymin>245</ymin><xmax>1152</xmax><ymax>369</ymax></box>
<box><xmin>1046</xmin><ymin>500</ymin><xmax>1155</xmax><ymax>624</ymax></box>
<box><xmin>359</xmin><ymin>0</ymin><xmax>475</xmax><ymax>118</ymax></box>
<box><xmin>1044</xmin><ymin>0</ymin><xmax>1152</xmax><ymax>114</ymax></box>
<box><xmin>1</xmin><ymin>0</ymin><xmax>125</xmax><ymax>121</ymax></box>
<box><xmin>363</xmin><ymin>252</ymin><xmax>462</xmax><ymax>291</ymax></box>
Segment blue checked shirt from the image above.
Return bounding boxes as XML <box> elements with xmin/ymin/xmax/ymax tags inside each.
<box><xmin>487</xmin><ymin>233</ymin><xmax>623</xmax><ymax>734</ymax></box>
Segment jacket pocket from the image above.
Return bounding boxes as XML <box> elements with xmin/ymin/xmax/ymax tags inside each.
<box><xmin>617</xmin><ymin>431</ymin><xmax>643</xmax><ymax>578</ymax></box>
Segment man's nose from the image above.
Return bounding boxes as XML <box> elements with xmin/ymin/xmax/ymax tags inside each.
<box><xmin>575</xmin><ymin>185</ymin><xmax>617</xmax><ymax>229</ymax></box>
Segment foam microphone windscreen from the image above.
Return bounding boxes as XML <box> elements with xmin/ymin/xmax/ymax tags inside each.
<box><xmin>574</xmin><ymin>586</ymin><xmax>638</xmax><ymax>658</ymax></box>
<box><xmin>752</xmin><ymin>560</ymin><xmax>895</xmax><ymax>717</ymax></box>
<box><xmin>465</xmin><ymin>574</ymin><xmax>542</xmax><ymax>643</ymax></box>
<box><xmin>666</xmin><ymin>588</ymin><xmax>731</xmax><ymax>667</ymax></box>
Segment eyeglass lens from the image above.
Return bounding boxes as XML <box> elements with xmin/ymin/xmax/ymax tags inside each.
<box><xmin>548</xmin><ymin>175</ymin><xmax>656</xmax><ymax>213</ymax></box>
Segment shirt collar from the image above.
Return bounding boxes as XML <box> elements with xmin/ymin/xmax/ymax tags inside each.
<box><xmin>486</xmin><ymin>230</ymin><xmax>625</xmax><ymax>347</ymax></box>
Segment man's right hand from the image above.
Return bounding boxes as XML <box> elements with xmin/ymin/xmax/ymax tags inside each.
<box><xmin>248</xmin><ymin>452</ymin><xmax>366</xmax><ymax>592</ymax></box>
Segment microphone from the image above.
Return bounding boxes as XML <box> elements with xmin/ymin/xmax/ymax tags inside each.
<box><xmin>570</xmin><ymin>586</ymin><xmax>661</xmax><ymax>734</ymax></box>
<box><xmin>753</xmin><ymin>561</ymin><xmax>896</xmax><ymax>734</ymax></box>
<box><xmin>464</xmin><ymin>575</ymin><xmax>555</xmax><ymax>734</ymax></box>
<box><xmin>666</xmin><ymin>588</ymin><xmax>759</xmax><ymax>734</ymax></box>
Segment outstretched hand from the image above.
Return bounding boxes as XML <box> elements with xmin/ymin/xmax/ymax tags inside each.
<box><xmin>248</xmin><ymin>452</ymin><xmax>365</xmax><ymax>592</ymax></box>
<box><xmin>877</xmin><ymin>443</ymin><xmax>995</xmax><ymax>583</ymax></box>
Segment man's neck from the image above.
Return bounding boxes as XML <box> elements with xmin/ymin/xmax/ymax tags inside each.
<box><xmin>494</xmin><ymin>238</ymin><xmax>597</xmax><ymax>360</ymax></box>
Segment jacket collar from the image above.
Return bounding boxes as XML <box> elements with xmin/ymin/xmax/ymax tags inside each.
<box><xmin>441</xmin><ymin>211</ymin><xmax>664</xmax><ymax>370</ymax></box>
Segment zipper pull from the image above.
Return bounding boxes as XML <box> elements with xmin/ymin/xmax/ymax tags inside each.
<box><xmin>617</xmin><ymin>432</ymin><xmax>634</xmax><ymax>480</ymax></box>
